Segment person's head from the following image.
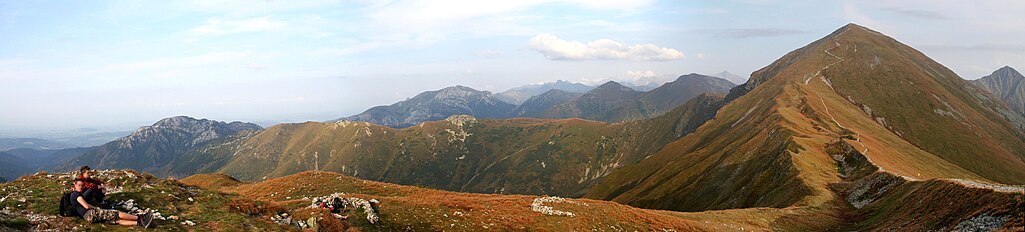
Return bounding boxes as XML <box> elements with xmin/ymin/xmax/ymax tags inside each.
<box><xmin>79</xmin><ymin>166</ymin><xmax>92</xmax><ymax>178</ymax></box>
<box><xmin>73</xmin><ymin>178</ymin><xmax>85</xmax><ymax>192</ymax></box>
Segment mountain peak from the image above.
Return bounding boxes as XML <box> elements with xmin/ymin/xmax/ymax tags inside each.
<box><xmin>153</xmin><ymin>116</ymin><xmax>205</xmax><ymax>127</ymax></box>
<box><xmin>825</xmin><ymin>23</ymin><xmax>887</xmax><ymax>42</ymax></box>
<box><xmin>441</xmin><ymin>85</ymin><xmax>480</xmax><ymax>92</ymax></box>
<box><xmin>994</xmin><ymin>66</ymin><xmax>1022</xmax><ymax>77</ymax></box>
<box><xmin>594</xmin><ymin>81</ymin><xmax>630</xmax><ymax>91</ymax></box>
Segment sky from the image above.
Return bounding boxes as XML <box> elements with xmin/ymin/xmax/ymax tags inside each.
<box><xmin>2</xmin><ymin>0</ymin><xmax>1024</xmax><ymax>136</ymax></box>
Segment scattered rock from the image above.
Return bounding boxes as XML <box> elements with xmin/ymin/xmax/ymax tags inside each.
<box><xmin>954</xmin><ymin>213</ymin><xmax>1010</xmax><ymax>232</ymax></box>
<box><xmin>530</xmin><ymin>196</ymin><xmax>583</xmax><ymax>217</ymax></box>
<box><xmin>308</xmin><ymin>193</ymin><xmax>381</xmax><ymax>224</ymax></box>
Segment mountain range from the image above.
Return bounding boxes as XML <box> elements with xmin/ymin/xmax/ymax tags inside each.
<box><xmin>337</xmin><ymin>74</ymin><xmax>734</xmax><ymax>127</ymax></box>
<box><xmin>495</xmin><ymin>80</ymin><xmax>594</xmax><ymax>105</ymax></box>
<box><xmin>973</xmin><ymin>66</ymin><xmax>1025</xmax><ymax>116</ymax></box>
<box><xmin>2</xmin><ymin>23</ymin><xmax>1023</xmax><ymax>231</ymax></box>
<box><xmin>532</xmin><ymin>74</ymin><xmax>735</xmax><ymax>122</ymax></box>
<box><xmin>173</xmin><ymin>91</ymin><xmax>726</xmax><ymax>196</ymax></box>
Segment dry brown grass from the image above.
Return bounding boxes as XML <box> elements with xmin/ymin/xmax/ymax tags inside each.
<box><xmin>179</xmin><ymin>173</ymin><xmax>244</xmax><ymax>191</ymax></box>
<box><xmin>211</xmin><ymin>171</ymin><xmax>713</xmax><ymax>231</ymax></box>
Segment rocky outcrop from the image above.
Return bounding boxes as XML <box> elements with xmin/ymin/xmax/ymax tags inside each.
<box><xmin>973</xmin><ymin>66</ymin><xmax>1025</xmax><ymax>115</ymax></box>
<box><xmin>55</xmin><ymin>116</ymin><xmax>261</xmax><ymax>173</ymax></box>
<box><xmin>338</xmin><ymin>86</ymin><xmax>516</xmax><ymax>128</ymax></box>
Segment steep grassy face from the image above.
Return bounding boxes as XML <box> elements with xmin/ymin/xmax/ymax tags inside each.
<box><xmin>587</xmin><ymin>23</ymin><xmax>1025</xmax><ymax>213</ymax></box>
<box><xmin>584</xmin><ymin>73</ymin><xmax>814</xmax><ymax>211</ymax></box>
<box><xmin>815</xmin><ymin>25</ymin><xmax>1025</xmax><ymax>184</ymax></box>
<box><xmin>157</xmin><ymin>130</ymin><xmax>260</xmax><ymax>178</ymax></box>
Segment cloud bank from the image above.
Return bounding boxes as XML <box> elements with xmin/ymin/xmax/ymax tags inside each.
<box><xmin>528</xmin><ymin>33</ymin><xmax>684</xmax><ymax>61</ymax></box>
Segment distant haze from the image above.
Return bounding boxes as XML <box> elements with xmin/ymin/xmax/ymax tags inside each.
<box><xmin>2</xmin><ymin>0</ymin><xmax>1024</xmax><ymax>132</ymax></box>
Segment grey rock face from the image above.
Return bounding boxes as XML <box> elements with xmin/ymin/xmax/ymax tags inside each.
<box><xmin>972</xmin><ymin>66</ymin><xmax>1025</xmax><ymax>115</ymax></box>
<box><xmin>56</xmin><ymin>116</ymin><xmax>261</xmax><ymax>173</ymax></box>
<box><xmin>338</xmin><ymin>86</ymin><xmax>516</xmax><ymax>128</ymax></box>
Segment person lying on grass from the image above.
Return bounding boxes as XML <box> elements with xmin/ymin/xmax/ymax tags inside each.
<box><xmin>71</xmin><ymin>178</ymin><xmax>153</xmax><ymax>228</ymax></box>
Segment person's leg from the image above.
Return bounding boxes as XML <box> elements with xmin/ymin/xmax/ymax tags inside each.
<box><xmin>83</xmin><ymin>189</ymin><xmax>102</xmax><ymax>205</ymax></box>
<box><xmin>115</xmin><ymin>219</ymin><xmax>138</xmax><ymax>226</ymax></box>
<box><xmin>93</xmin><ymin>209</ymin><xmax>121</xmax><ymax>225</ymax></box>
<box><xmin>118</xmin><ymin>211</ymin><xmax>138</xmax><ymax>221</ymax></box>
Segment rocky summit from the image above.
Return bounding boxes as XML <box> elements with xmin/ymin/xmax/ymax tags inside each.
<box><xmin>337</xmin><ymin>86</ymin><xmax>516</xmax><ymax>128</ymax></box>
<box><xmin>54</xmin><ymin>116</ymin><xmax>261</xmax><ymax>173</ymax></box>
<box><xmin>973</xmin><ymin>66</ymin><xmax>1025</xmax><ymax>116</ymax></box>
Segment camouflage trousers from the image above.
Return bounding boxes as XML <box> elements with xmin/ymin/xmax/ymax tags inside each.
<box><xmin>84</xmin><ymin>208</ymin><xmax>120</xmax><ymax>224</ymax></box>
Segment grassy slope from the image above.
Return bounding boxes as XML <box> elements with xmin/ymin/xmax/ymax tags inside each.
<box><xmin>0</xmin><ymin>170</ymin><xmax>285</xmax><ymax>231</ymax></box>
<box><xmin>215</xmin><ymin>171</ymin><xmax>797</xmax><ymax>231</ymax></box>
<box><xmin>820</xmin><ymin>25</ymin><xmax>1025</xmax><ymax>184</ymax></box>
<box><xmin>209</xmin><ymin>94</ymin><xmax>724</xmax><ymax>198</ymax></box>
<box><xmin>179</xmin><ymin>173</ymin><xmax>243</xmax><ymax>191</ymax></box>
<box><xmin>585</xmin><ymin>24</ymin><xmax>1025</xmax><ymax>231</ymax></box>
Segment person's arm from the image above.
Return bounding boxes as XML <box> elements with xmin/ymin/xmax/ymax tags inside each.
<box><xmin>76</xmin><ymin>196</ymin><xmax>93</xmax><ymax>210</ymax></box>
<box><xmin>94</xmin><ymin>179</ymin><xmax>106</xmax><ymax>189</ymax></box>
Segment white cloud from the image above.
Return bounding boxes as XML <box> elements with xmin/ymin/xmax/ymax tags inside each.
<box><xmin>625</xmin><ymin>70</ymin><xmax>656</xmax><ymax>79</ymax></box>
<box><xmin>189</xmin><ymin>16</ymin><xmax>286</xmax><ymax>36</ymax></box>
<box><xmin>624</xmin><ymin>70</ymin><xmax>675</xmax><ymax>85</ymax></box>
<box><xmin>528</xmin><ymin>33</ymin><xmax>684</xmax><ymax>61</ymax></box>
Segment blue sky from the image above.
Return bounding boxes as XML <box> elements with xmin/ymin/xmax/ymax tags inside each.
<box><xmin>2</xmin><ymin>0</ymin><xmax>1024</xmax><ymax>135</ymax></box>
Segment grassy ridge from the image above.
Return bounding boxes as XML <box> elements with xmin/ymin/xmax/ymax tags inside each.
<box><xmin>201</xmin><ymin>93</ymin><xmax>725</xmax><ymax>198</ymax></box>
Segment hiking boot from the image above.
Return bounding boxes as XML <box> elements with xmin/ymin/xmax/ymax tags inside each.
<box><xmin>138</xmin><ymin>212</ymin><xmax>153</xmax><ymax>228</ymax></box>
